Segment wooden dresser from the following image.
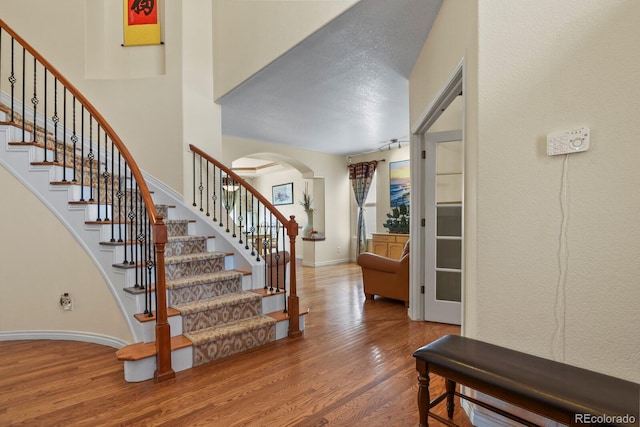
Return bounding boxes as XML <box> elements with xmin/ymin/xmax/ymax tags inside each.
<box><xmin>371</xmin><ymin>233</ymin><xmax>409</xmax><ymax>259</ymax></box>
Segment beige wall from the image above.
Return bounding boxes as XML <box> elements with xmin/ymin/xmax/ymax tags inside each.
<box><xmin>212</xmin><ymin>0</ymin><xmax>357</xmax><ymax>99</ymax></box>
<box><xmin>221</xmin><ymin>135</ymin><xmax>351</xmax><ymax>265</ymax></box>
<box><xmin>0</xmin><ymin>168</ymin><xmax>133</xmax><ymax>343</ymax></box>
<box><xmin>1</xmin><ymin>0</ymin><xmax>185</xmax><ymax>193</ymax></box>
<box><xmin>411</xmin><ymin>0</ymin><xmax>639</xmax><ymax>384</ymax></box>
<box><xmin>409</xmin><ymin>0</ymin><xmax>479</xmax><ymax>327</ymax></box>
<box><xmin>474</xmin><ymin>0</ymin><xmax>639</xmax><ymax>382</ymax></box>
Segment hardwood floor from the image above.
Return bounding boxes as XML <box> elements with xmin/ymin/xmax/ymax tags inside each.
<box><xmin>0</xmin><ymin>262</ymin><xmax>472</xmax><ymax>426</ymax></box>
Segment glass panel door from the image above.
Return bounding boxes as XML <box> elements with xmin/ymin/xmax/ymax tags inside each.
<box><xmin>424</xmin><ymin>131</ymin><xmax>463</xmax><ymax>324</ymax></box>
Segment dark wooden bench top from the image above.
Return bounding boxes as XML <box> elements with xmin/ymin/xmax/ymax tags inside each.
<box><xmin>414</xmin><ymin>335</ymin><xmax>639</xmax><ymax>426</ymax></box>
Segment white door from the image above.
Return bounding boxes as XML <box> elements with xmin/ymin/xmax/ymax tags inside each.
<box><xmin>424</xmin><ymin>130</ymin><xmax>463</xmax><ymax>324</ymax></box>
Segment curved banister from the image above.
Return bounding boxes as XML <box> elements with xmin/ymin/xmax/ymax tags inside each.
<box><xmin>0</xmin><ymin>19</ymin><xmax>160</xmax><ymax>225</ymax></box>
<box><xmin>189</xmin><ymin>144</ymin><xmax>295</xmax><ymax>229</ymax></box>
<box><xmin>189</xmin><ymin>144</ymin><xmax>301</xmax><ymax>337</ymax></box>
<box><xmin>0</xmin><ymin>19</ymin><xmax>174</xmax><ymax>381</ymax></box>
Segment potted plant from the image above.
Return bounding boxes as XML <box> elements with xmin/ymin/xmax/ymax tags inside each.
<box><xmin>382</xmin><ymin>204</ymin><xmax>410</xmax><ymax>234</ymax></box>
<box><xmin>300</xmin><ymin>183</ymin><xmax>314</xmax><ymax>237</ymax></box>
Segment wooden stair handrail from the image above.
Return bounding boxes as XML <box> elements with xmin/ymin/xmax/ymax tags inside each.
<box><xmin>189</xmin><ymin>144</ymin><xmax>301</xmax><ymax>337</ymax></box>
<box><xmin>0</xmin><ymin>19</ymin><xmax>174</xmax><ymax>381</ymax></box>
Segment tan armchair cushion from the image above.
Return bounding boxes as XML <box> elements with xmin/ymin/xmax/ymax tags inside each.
<box><xmin>357</xmin><ymin>241</ymin><xmax>409</xmax><ymax>306</ymax></box>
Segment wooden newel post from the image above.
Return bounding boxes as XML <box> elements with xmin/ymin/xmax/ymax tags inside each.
<box><xmin>153</xmin><ymin>218</ymin><xmax>175</xmax><ymax>382</ymax></box>
<box><xmin>286</xmin><ymin>215</ymin><xmax>303</xmax><ymax>338</ymax></box>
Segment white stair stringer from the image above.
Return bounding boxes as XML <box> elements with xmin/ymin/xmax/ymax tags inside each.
<box><xmin>0</xmin><ymin>126</ymin><xmax>146</xmax><ymax>343</ymax></box>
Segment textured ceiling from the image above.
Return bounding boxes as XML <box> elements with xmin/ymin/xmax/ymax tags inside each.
<box><xmin>219</xmin><ymin>0</ymin><xmax>442</xmax><ymax>156</ymax></box>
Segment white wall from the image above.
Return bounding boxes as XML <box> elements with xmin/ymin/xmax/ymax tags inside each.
<box><xmin>221</xmin><ymin>135</ymin><xmax>351</xmax><ymax>265</ymax></box>
<box><xmin>474</xmin><ymin>0</ymin><xmax>640</xmax><ymax>382</ymax></box>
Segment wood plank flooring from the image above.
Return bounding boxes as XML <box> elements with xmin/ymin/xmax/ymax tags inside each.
<box><xmin>0</xmin><ymin>262</ymin><xmax>472</xmax><ymax>426</ymax></box>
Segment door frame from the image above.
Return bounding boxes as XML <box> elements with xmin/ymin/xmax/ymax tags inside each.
<box><xmin>408</xmin><ymin>58</ymin><xmax>465</xmax><ymax>323</ymax></box>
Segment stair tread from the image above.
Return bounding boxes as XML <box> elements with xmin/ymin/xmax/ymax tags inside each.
<box><xmin>116</xmin><ymin>335</ymin><xmax>193</xmax><ymax>361</ymax></box>
<box><xmin>166</xmin><ymin>270</ymin><xmax>244</xmax><ymax>289</ymax></box>
<box><xmin>167</xmin><ymin>235</ymin><xmax>206</xmax><ymax>241</ymax></box>
<box><xmin>166</xmin><ymin>219</ymin><xmax>196</xmax><ymax>224</ymax></box>
<box><xmin>133</xmin><ymin>307</ymin><xmax>181</xmax><ymax>323</ymax></box>
<box><xmin>184</xmin><ymin>315</ymin><xmax>276</xmax><ymax>345</ymax></box>
<box><xmin>173</xmin><ymin>291</ymin><xmax>261</xmax><ymax>314</ymax></box>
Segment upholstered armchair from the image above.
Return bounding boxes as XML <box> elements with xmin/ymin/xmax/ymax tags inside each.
<box><xmin>357</xmin><ymin>240</ymin><xmax>409</xmax><ymax>306</ymax></box>
<box><xmin>263</xmin><ymin>251</ymin><xmax>290</xmax><ymax>291</ymax></box>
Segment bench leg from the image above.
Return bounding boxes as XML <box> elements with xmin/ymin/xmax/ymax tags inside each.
<box><xmin>417</xmin><ymin>371</ymin><xmax>430</xmax><ymax>426</ymax></box>
<box><xmin>445</xmin><ymin>379</ymin><xmax>456</xmax><ymax>419</ymax></box>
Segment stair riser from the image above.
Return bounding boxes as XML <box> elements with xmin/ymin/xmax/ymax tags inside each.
<box><xmin>182</xmin><ymin>300</ymin><xmax>262</xmax><ymax>333</ymax></box>
<box><xmin>166</xmin><ymin>221</ymin><xmax>189</xmax><ymax>237</ymax></box>
<box><xmin>165</xmin><ymin>257</ymin><xmax>225</xmax><ymax>281</ymax></box>
<box><xmin>164</xmin><ymin>238</ymin><xmax>207</xmax><ymax>257</ymax></box>
<box><xmin>139</xmin><ymin>313</ymin><xmax>183</xmax><ymax>343</ymax></box>
<box><xmin>192</xmin><ymin>325</ymin><xmax>275</xmax><ymax>367</ymax></box>
<box><xmin>169</xmin><ymin>276</ymin><xmax>243</xmax><ymax>306</ymax></box>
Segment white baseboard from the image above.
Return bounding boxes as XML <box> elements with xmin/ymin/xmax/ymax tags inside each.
<box><xmin>0</xmin><ymin>330</ymin><xmax>128</xmax><ymax>349</ymax></box>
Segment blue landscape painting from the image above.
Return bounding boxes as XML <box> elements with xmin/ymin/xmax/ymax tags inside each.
<box><xmin>390</xmin><ymin>160</ymin><xmax>410</xmax><ymax>207</ymax></box>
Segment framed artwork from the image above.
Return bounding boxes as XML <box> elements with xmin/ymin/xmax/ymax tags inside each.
<box><xmin>272</xmin><ymin>183</ymin><xmax>294</xmax><ymax>206</ymax></box>
<box><xmin>390</xmin><ymin>160</ymin><xmax>410</xmax><ymax>207</ymax></box>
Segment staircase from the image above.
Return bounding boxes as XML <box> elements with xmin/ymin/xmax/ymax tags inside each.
<box><xmin>0</xmin><ymin>105</ymin><xmax>304</xmax><ymax>381</ymax></box>
<box><xmin>114</xmin><ymin>202</ymin><xmax>297</xmax><ymax>382</ymax></box>
<box><xmin>0</xmin><ymin>18</ymin><xmax>304</xmax><ymax>383</ymax></box>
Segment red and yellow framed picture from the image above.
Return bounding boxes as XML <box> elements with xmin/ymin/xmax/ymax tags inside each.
<box><xmin>123</xmin><ymin>0</ymin><xmax>161</xmax><ymax>46</ymax></box>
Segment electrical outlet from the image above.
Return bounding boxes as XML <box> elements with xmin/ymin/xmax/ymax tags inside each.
<box><xmin>337</xmin><ymin>246</ymin><xmax>341</xmax><ymax>253</ymax></box>
<box><xmin>60</xmin><ymin>293</ymin><xmax>72</xmax><ymax>311</ymax></box>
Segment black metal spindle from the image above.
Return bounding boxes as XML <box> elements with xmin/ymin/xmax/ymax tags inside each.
<box><xmin>71</xmin><ymin>97</ymin><xmax>77</xmax><ymax>182</ymax></box>
<box><xmin>21</xmin><ymin>46</ymin><xmax>25</xmax><ymax>141</ymax></box>
<box><xmin>250</xmin><ymin>193</ymin><xmax>256</xmax><ymax>256</ymax></box>
<box><xmin>79</xmin><ymin>105</ymin><xmax>85</xmax><ymax>199</ymax></box>
<box><xmin>102</xmin><ymin>130</ymin><xmax>109</xmax><ymax>221</ymax></box>
<box><xmin>244</xmin><ymin>188</ymin><xmax>250</xmax><ymax>249</ymax></box>
<box><xmin>133</xmin><ymin>185</ymin><xmax>140</xmax><ymax>283</ymax></box>
<box><xmin>232</xmin><ymin>178</ymin><xmax>237</xmax><ymax>238</ymax></box>
<box><xmin>147</xmin><ymin>210</ymin><xmax>154</xmax><ymax>314</ymax></box>
<box><xmin>128</xmin><ymin>174</ymin><xmax>136</xmax><ymax>266</ymax></box>
<box><xmin>198</xmin><ymin>156</ymin><xmax>204</xmax><ymax>211</ymax></box>
<box><xmin>205</xmin><ymin>161</ymin><xmax>210</xmax><ymax>216</ymax></box>
<box><xmin>109</xmin><ymin>138</ymin><xmax>115</xmax><ymax>242</ymax></box>
<box><xmin>88</xmin><ymin>117</ymin><xmax>94</xmax><ymax>201</ymax></box>
<box><xmin>62</xmin><ymin>88</ymin><xmax>67</xmax><ymax>182</ymax></box>
<box><xmin>192</xmin><ymin>152</ymin><xmax>197</xmax><ymax>207</ymax></box>
<box><xmin>9</xmin><ymin>38</ymin><xmax>15</xmax><ymax>122</ymax></box>
<box><xmin>237</xmin><ymin>184</ymin><xmax>243</xmax><ymax>244</ymax></box>
<box><xmin>212</xmin><ymin>165</ymin><xmax>218</xmax><ymax>223</ymax></box>
<box><xmin>31</xmin><ymin>56</ymin><xmax>38</xmax><ymax>144</ymax></box>
<box><xmin>117</xmin><ymin>153</ymin><xmax>123</xmax><ymax>242</ymax></box>
<box><xmin>123</xmin><ymin>165</ymin><xmax>129</xmax><ymax>264</ymax></box>
<box><xmin>43</xmin><ymin>68</ymin><xmax>48</xmax><ymax>161</ymax></box>
<box><xmin>152</xmin><ymin>232</ymin><xmax>157</xmax><ymax>319</ymax></box>
<box><xmin>95</xmin><ymin>125</ymin><xmax>101</xmax><ymax>221</ymax></box>
<box><xmin>53</xmin><ymin>78</ymin><xmax>59</xmax><ymax>163</ymax></box>
<box><xmin>218</xmin><ymin>169</ymin><xmax>223</xmax><ymax>227</ymax></box>
<box><xmin>224</xmin><ymin>177</ymin><xmax>230</xmax><ymax>233</ymax></box>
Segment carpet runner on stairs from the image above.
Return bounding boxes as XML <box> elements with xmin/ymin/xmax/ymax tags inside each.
<box><xmin>157</xmin><ymin>204</ymin><xmax>279</xmax><ymax>367</ymax></box>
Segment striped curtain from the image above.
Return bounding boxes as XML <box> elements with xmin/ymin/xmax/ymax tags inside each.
<box><xmin>349</xmin><ymin>161</ymin><xmax>378</xmax><ymax>255</ymax></box>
